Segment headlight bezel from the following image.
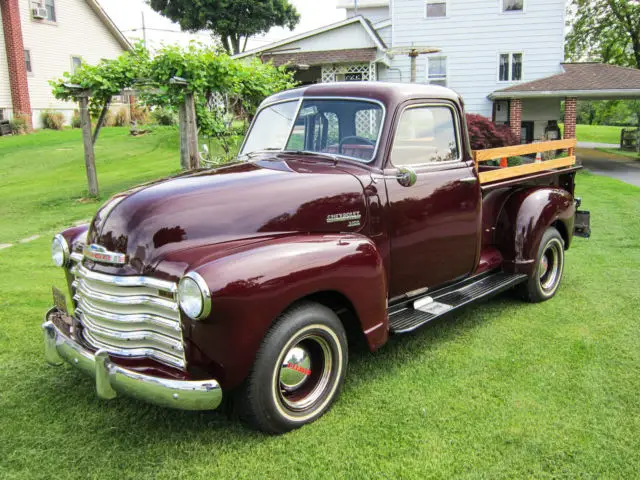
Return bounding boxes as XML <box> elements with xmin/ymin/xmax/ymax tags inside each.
<box><xmin>51</xmin><ymin>234</ymin><xmax>70</xmax><ymax>268</ymax></box>
<box><xmin>177</xmin><ymin>271</ymin><xmax>211</xmax><ymax>321</ymax></box>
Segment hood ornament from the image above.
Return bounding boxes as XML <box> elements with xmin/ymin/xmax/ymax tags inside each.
<box><xmin>83</xmin><ymin>244</ymin><xmax>127</xmax><ymax>265</ymax></box>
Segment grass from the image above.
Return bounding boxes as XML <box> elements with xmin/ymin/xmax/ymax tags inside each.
<box><xmin>567</xmin><ymin>124</ymin><xmax>625</xmax><ymax>144</ymax></box>
<box><xmin>1</xmin><ymin>129</ymin><xmax>640</xmax><ymax>478</ymax></box>
<box><xmin>596</xmin><ymin>147</ymin><xmax>640</xmax><ymax>160</ymax></box>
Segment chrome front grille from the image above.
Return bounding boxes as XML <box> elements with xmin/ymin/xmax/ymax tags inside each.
<box><xmin>72</xmin><ymin>264</ymin><xmax>186</xmax><ymax>369</ymax></box>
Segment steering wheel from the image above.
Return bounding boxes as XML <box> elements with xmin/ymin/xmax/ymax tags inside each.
<box><xmin>338</xmin><ymin>135</ymin><xmax>375</xmax><ymax>154</ymax></box>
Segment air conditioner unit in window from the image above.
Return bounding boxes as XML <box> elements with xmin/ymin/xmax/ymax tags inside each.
<box><xmin>32</xmin><ymin>7</ymin><xmax>47</xmax><ymax>19</ymax></box>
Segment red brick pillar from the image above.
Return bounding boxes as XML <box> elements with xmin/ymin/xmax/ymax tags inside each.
<box><xmin>1</xmin><ymin>0</ymin><xmax>32</xmax><ymax>126</ymax></box>
<box><xmin>563</xmin><ymin>97</ymin><xmax>577</xmax><ymax>139</ymax></box>
<box><xmin>509</xmin><ymin>98</ymin><xmax>522</xmax><ymax>143</ymax></box>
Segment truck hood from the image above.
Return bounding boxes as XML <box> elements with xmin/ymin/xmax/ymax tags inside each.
<box><xmin>86</xmin><ymin>156</ymin><xmax>368</xmax><ymax>275</ymax></box>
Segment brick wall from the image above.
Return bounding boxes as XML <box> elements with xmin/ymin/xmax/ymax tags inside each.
<box><xmin>509</xmin><ymin>98</ymin><xmax>522</xmax><ymax>143</ymax></box>
<box><xmin>1</xmin><ymin>0</ymin><xmax>32</xmax><ymax>124</ymax></box>
<box><xmin>563</xmin><ymin>97</ymin><xmax>577</xmax><ymax>139</ymax></box>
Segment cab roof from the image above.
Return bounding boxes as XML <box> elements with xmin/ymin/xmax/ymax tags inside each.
<box><xmin>260</xmin><ymin>82</ymin><xmax>464</xmax><ymax>111</ymax></box>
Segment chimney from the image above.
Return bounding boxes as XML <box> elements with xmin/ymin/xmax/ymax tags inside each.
<box><xmin>1</xmin><ymin>0</ymin><xmax>32</xmax><ymax>126</ymax></box>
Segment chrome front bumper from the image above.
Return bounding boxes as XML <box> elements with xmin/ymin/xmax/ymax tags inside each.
<box><xmin>42</xmin><ymin>310</ymin><xmax>222</xmax><ymax>411</ymax></box>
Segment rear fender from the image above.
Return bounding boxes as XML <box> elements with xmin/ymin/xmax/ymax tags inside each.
<box><xmin>182</xmin><ymin>234</ymin><xmax>388</xmax><ymax>390</ymax></box>
<box><xmin>495</xmin><ymin>187</ymin><xmax>575</xmax><ymax>276</ymax></box>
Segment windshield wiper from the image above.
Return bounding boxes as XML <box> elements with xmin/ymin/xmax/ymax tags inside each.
<box><xmin>239</xmin><ymin>147</ymin><xmax>283</xmax><ymax>161</ymax></box>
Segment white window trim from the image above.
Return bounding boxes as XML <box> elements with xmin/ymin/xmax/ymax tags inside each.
<box><xmin>424</xmin><ymin>0</ymin><xmax>449</xmax><ymax>19</ymax></box>
<box><xmin>426</xmin><ymin>56</ymin><xmax>448</xmax><ymax>87</ymax></box>
<box><xmin>497</xmin><ymin>52</ymin><xmax>524</xmax><ymax>83</ymax></box>
<box><xmin>500</xmin><ymin>0</ymin><xmax>525</xmax><ymax>14</ymax></box>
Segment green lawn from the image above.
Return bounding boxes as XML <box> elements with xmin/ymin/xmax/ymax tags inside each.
<box><xmin>1</xmin><ymin>129</ymin><xmax>640</xmax><ymax>478</ymax></box>
<box><xmin>570</xmin><ymin>124</ymin><xmax>625</xmax><ymax>144</ymax></box>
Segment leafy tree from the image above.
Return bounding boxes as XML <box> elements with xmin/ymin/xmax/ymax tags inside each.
<box><xmin>566</xmin><ymin>0</ymin><xmax>640</xmax><ymax>69</ymax></box>
<box><xmin>566</xmin><ymin>1</ymin><xmax>640</xmax><ymax>127</ymax></box>
<box><xmin>147</xmin><ymin>0</ymin><xmax>300</xmax><ymax>55</ymax></box>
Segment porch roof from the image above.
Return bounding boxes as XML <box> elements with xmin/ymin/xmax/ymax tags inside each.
<box><xmin>260</xmin><ymin>48</ymin><xmax>378</xmax><ymax>67</ymax></box>
<box><xmin>490</xmin><ymin>63</ymin><xmax>640</xmax><ymax>100</ymax></box>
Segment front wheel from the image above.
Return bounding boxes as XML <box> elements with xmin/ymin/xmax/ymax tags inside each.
<box><xmin>518</xmin><ymin>226</ymin><xmax>565</xmax><ymax>302</ymax></box>
<box><xmin>237</xmin><ymin>302</ymin><xmax>348</xmax><ymax>434</ymax></box>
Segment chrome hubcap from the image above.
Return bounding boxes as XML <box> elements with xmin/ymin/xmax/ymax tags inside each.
<box><xmin>280</xmin><ymin>346</ymin><xmax>311</xmax><ymax>391</ymax></box>
<box><xmin>539</xmin><ymin>240</ymin><xmax>562</xmax><ymax>292</ymax></box>
<box><xmin>277</xmin><ymin>334</ymin><xmax>333</xmax><ymax>411</ymax></box>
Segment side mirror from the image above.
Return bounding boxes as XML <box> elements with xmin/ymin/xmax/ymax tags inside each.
<box><xmin>397</xmin><ymin>166</ymin><xmax>417</xmax><ymax>187</ymax></box>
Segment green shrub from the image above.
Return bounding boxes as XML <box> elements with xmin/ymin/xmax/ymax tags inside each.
<box><xmin>71</xmin><ymin>110</ymin><xmax>81</xmax><ymax>128</ymax></box>
<box><xmin>112</xmin><ymin>107</ymin><xmax>130</xmax><ymax>127</ymax></box>
<box><xmin>151</xmin><ymin>107</ymin><xmax>177</xmax><ymax>126</ymax></box>
<box><xmin>131</xmin><ymin>104</ymin><xmax>150</xmax><ymax>124</ymax></box>
<box><xmin>40</xmin><ymin>110</ymin><xmax>65</xmax><ymax>130</ymax></box>
<box><xmin>9</xmin><ymin>114</ymin><xmax>30</xmax><ymax>134</ymax></box>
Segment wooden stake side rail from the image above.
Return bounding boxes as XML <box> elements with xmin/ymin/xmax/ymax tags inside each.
<box><xmin>472</xmin><ymin>139</ymin><xmax>577</xmax><ymax>185</ymax></box>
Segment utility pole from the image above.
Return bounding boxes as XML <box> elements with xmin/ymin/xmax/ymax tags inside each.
<box><xmin>354</xmin><ymin>0</ymin><xmax>358</xmax><ymax>14</ymax></box>
<box><xmin>141</xmin><ymin>11</ymin><xmax>147</xmax><ymax>49</ymax></box>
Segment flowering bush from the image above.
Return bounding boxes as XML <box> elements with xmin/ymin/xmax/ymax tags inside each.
<box><xmin>466</xmin><ymin>113</ymin><xmax>518</xmax><ymax>150</ymax></box>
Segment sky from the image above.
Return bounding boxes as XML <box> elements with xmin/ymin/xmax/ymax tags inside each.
<box><xmin>99</xmin><ymin>0</ymin><xmax>347</xmax><ymax>52</ymax></box>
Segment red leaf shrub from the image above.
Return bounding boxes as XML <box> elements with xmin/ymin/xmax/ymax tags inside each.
<box><xmin>466</xmin><ymin>113</ymin><xmax>518</xmax><ymax>150</ymax></box>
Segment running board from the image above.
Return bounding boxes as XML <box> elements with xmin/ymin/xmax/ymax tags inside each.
<box><xmin>388</xmin><ymin>272</ymin><xmax>528</xmax><ymax>334</ymax></box>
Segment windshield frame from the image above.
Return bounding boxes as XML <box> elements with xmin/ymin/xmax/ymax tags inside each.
<box><xmin>239</xmin><ymin>96</ymin><xmax>387</xmax><ymax>164</ymax></box>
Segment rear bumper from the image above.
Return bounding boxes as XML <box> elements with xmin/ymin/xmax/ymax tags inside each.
<box><xmin>42</xmin><ymin>308</ymin><xmax>222</xmax><ymax>411</ymax></box>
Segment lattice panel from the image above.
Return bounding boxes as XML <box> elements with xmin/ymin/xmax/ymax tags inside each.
<box><xmin>321</xmin><ymin>63</ymin><xmax>377</xmax><ymax>83</ymax></box>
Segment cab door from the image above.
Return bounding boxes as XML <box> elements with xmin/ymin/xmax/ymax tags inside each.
<box><xmin>384</xmin><ymin>102</ymin><xmax>481</xmax><ymax>298</ymax></box>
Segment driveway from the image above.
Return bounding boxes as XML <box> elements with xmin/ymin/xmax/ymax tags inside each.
<box><xmin>577</xmin><ymin>141</ymin><xmax>619</xmax><ymax>149</ymax></box>
<box><xmin>576</xmin><ymin>148</ymin><xmax>640</xmax><ymax>187</ymax></box>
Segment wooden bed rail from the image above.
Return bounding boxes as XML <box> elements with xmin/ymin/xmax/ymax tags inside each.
<box><xmin>472</xmin><ymin>139</ymin><xmax>577</xmax><ymax>184</ymax></box>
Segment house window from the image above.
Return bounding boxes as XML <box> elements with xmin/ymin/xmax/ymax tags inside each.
<box><xmin>503</xmin><ymin>0</ymin><xmax>524</xmax><ymax>12</ymax></box>
<box><xmin>427</xmin><ymin>56</ymin><xmax>447</xmax><ymax>86</ymax></box>
<box><xmin>24</xmin><ymin>50</ymin><xmax>32</xmax><ymax>73</ymax></box>
<box><xmin>45</xmin><ymin>0</ymin><xmax>56</xmax><ymax>21</ymax></box>
<box><xmin>425</xmin><ymin>0</ymin><xmax>446</xmax><ymax>18</ymax></box>
<box><xmin>71</xmin><ymin>56</ymin><xmax>83</xmax><ymax>73</ymax></box>
<box><xmin>499</xmin><ymin>53</ymin><xmax>522</xmax><ymax>81</ymax></box>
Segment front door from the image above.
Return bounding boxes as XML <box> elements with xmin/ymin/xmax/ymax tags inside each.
<box><xmin>384</xmin><ymin>103</ymin><xmax>481</xmax><ymax>298</ymax></box>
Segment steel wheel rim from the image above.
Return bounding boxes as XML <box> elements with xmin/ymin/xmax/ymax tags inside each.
<box><xmin>539</xmin><ymin>239</ymin><xmax>563</xmax><ymax>292</ymax></box>
<box><xmin>276</xmin><ymin>334</ymin><xmax>333</xmax><ymax>412</ymax></box>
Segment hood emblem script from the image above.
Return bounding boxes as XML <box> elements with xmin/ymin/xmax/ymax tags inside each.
<box><xmin>326</xmin><ymin>211</ymin><xmax>361</xmax><ymax>224</ymax></box>
<box><xmin>83</xmin><ymin>244</ymin><xmax>127</xmax><ymax>265</ymax></box>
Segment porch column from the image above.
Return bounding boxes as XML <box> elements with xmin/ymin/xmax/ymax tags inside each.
<box><xmin>563</xmin><ymin>97</ymin><xmax>577</xmax><ymax>139</ymax></box>
<box><xmin>1</xmin><ymin>0</ymin><xmax>32</xmax><ymax>126</ymax></box>
<box><xmin>509</xmin><ymin>98</ymin><xmax>522</xmax><ymax>143</ymax></box>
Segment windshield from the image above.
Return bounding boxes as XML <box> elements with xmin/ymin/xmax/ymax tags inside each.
<box><xmin>240</xmin><ymin>99</ymin><xmax>384</xmax><ymax>163</ymax></box>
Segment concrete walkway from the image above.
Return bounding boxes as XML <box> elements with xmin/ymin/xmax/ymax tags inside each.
<box><xmin>576</xmin><ymin>148</ymin><xmax>640</xmax><ymax>187</ymax></box>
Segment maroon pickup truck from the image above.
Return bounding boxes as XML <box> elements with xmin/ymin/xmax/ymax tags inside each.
<box><xmin>43</xmin><ymin>82</ymin><xmax>589</xmax><ymax>434</ymax></box>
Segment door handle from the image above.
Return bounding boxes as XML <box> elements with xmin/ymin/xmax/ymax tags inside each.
<box><xmin>460</xmin><ymin>177</ymin><xmax>477</xmax><ymax>183</ymax></box>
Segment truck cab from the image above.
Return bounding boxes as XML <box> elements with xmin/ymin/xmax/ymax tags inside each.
<box><xmin>43</xmin><ymin>82</ymin><xmax>588</xmax><ymax>434</ymax></box>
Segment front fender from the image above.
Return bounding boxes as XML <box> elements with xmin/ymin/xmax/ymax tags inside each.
<box><xmin>179</xmin><ymin>234</ymin><xmax>388</xmax><ymax>390</ymax></box>
<box><xmin>495</xmin><ymin>187</ymin><xmax>575</xmax><ymax>275</ymax></box>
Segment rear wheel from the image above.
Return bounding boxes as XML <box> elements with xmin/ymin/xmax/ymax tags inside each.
<box><xmin>518</xmin><ymin>226</ymin><xmax>565</xmax><ymax>302</ymax></box>
<box><xmin>237</xmin><ymin>302</ymin><xmax>348</xmax><ymax>434</ymax></box>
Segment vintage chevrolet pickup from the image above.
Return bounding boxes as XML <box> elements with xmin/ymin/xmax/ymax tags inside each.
<box><xmin>43</xmin><ymin>82</ymin><xmax>590</xmax><ymax>433</ymax></box>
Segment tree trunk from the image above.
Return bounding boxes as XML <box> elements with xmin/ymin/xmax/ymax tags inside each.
<box><xmin>220</xmin><ymin>35</ymin><xmax>232</xmax><ymax>54</ymax></box>
<box><xmin>184</xmin><ymin>92</ymin><xmax>199</xmax><ymax>169</ymax></box>
<box><xmin>79</xmin><ymin>96</ymin><xmax>99</xmax><ymax>197</ymax></box>
<box><xmin>229</xmin><ymin>35</ymin><xmax>241</xmax><ymax>55</ymax></box>
<box><xmin>92</xmin><ymin>99</ymin><xmax>111</xmax><ymax>146</ymax></box>
<box><xmin>178</xmin><ymin>102</ymin><xmax>189</xmax><ymax>170</ymax></box>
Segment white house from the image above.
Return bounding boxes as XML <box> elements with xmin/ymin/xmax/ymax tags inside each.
<box><xmin>0</xmin><ymin>0</ymin><xmax>130</xmax><ymax>129</ymax></box>
<box><xmin>236</xmin><ymin>0</ymin><xmax>568</xmax><ymax>143</ymax></box>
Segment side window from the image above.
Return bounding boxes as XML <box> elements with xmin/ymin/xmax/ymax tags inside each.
<box><xmin>390</xmin><ymin>106</ymin><xmax>459</xmax><ymax>166</ymax></box>
<box><xmin>286</xmin><ymin>106</ymin><xmax>340</xmax><ymax>153</ymax></box>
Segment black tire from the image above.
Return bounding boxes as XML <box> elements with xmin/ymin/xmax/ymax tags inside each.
<box><xmin>237</xmin><ymin>301</ymin><xmax>348</xmax><ymax>434</ymax></box>
<box><xmin>518</xmin><ymin>226</ymin><xmax>565</xmax><ymax>303</ymax></box>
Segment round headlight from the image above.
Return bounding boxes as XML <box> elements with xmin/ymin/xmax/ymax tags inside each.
<box><xmin>51</xmin><ymin>234</ymin><xmax>69</xmax><ymax>268</ymax></box>
<box><xmin>178</xmin><ymin>272</ymin><xmax>211</xmax><ymax>320</ymax></box>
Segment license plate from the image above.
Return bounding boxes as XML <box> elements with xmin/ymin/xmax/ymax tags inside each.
<box><xmin>52</xmin><ymin>286</ymin><xmax>68</xmax><ymax>313</ymax></box>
